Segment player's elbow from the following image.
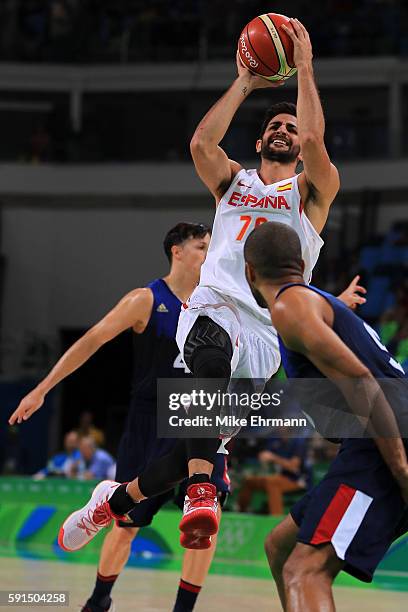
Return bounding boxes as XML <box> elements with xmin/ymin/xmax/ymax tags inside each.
<box><xmin>190</xmin><ymin>124</ymin><xmax>206</xmax><ymax>146</ymax></box>
<box><xmin>190</xmin><ymin>131</ymin><xmax>214</xmax><ymax>156</ymax></box>
<box><xmin>190</xmin><ymin>137</ymin><xmax>203</xmax><ymax>157</ymax></box>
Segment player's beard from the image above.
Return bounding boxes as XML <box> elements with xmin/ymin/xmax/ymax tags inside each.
<box><xmin>261</xmin><ymin>139</ymin><xmax>300</xmax><ymax>164</ymax></box>
<box><xmin>249</xmin><ymin>284</ymin><xmax>269</xmax><ymax>309</ymax></box>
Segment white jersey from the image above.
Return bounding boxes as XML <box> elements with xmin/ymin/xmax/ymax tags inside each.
<box><xmin>199</xmin><ymin>168</ymin><xmax>324</xmax><ymax>323</ymax></box>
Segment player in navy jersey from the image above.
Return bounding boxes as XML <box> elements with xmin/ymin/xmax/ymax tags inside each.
<box><xmin>9</xmin><ymin>223</ymin><xmax>230</xmax><ymax>612</ymax></box>
<box><xmin>243</xmin><ymin>221</ymin><xmax>408</xmax><ymax>612</ymax></box>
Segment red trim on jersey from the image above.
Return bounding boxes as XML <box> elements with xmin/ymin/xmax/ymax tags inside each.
<box><xmin>182</xmin><ymin>302</ymin><xmax>188</xmax><ymax>310</ymax></box>
<box><xmin>222</xmin><ymin>455</ymin><xmax>230</xmax><ymax>486</ymax></box>
<box><xmin>310</xmin><ymin>484</ymin><xmax>357</xmax><ymax>545</ymax></box>
<box><xmin>299</xmin><ymin>199</ymin><xmax>304</xmax><ymax>216</ymax></box>
<box><xmin>180</xmin><ymin>579</ymin><xmax>201</xmax><ymax>594</ymax></box>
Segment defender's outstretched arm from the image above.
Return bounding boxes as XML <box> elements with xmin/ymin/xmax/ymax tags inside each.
<box><xmin>9</xmin><ymin>289</ymin><xmax>153</xmax><ymax>424</ymax></box>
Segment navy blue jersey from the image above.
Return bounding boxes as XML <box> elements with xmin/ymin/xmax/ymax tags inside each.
<box><xmin>277</xmin><ymin>284</ymin><xmax>406</xmax><ymax>380</ymax></box>
<box><xmin>277</xmin><ymin>284</ymin><xmax>408</xmax><ymax>438</ymax></box>
<box><xmin>129</xmin><ymin>278</ymin><xmax>190</xmax><ymax>414</ymax></box>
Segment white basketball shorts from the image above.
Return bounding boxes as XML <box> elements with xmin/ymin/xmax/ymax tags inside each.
<box><xmin>176</xmin><ymin>286</ymin><xmax>281</xmax><ymax>382</ymax></box>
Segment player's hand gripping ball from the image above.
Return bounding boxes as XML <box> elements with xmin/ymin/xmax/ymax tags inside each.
<box><xmin>238</xmin><ymin>13</ymin><xmax>297</xmax><ymax>82</ymax></box>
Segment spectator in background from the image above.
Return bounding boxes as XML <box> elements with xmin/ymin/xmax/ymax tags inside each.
<box><xmin>69</xmin><ymin>436</ymin><xmax>115</xmax><ymax>481</ymax></box>
<box><xmin>0</xmin><ymin>0</ymin><xmax>19</xmax><ymax>60</ymax></box>
<box><xmin>238</xmin><ymin>434</ymin><xmax>310</xmax><ymax>515</ymax></box>
<box><xmin>47</xmin><ymin>0</ymin><xmax>74</xmax><ymax>57</ymax></box>
<box><xmin>76</xmin><ymin>410</ymin><xmax>105</xmax><ymax>447</ymax></box>
<box><xmin>27</xmin><ymin>123</ymin><xmax>52</xmax><ymax>163</ymax></box>
<box><xmin>394</xmin><ymin>320</ymin><xmax>408</xmax><ymax>369</ymax></box>
<box><xmin>33</xmin><ymin>430</ymin><xmax>80</xmax><ymax>479</ymax></box>
<box><xmin>380</xmin><ymin>282</ymin><xmax>408</xmax><ymax>350</ymax></box>
<box><xmin>17</xmin><ymin>0</ymin><xmax>47</xmax><ymax>61</ymax></box>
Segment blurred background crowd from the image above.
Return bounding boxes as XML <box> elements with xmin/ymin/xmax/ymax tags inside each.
<box><xmin>1</xmin><ymin>0</ymin><xmax>408</xmax><ymax>64</ymax></box>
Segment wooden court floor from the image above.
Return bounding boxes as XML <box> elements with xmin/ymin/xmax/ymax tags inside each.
<box><xmin>0</xmin><ymin>558</ymin><xmax>407</xmax><ymax>611</ymax></box>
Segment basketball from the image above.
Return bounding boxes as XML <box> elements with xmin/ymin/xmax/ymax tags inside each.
<box><xmin>238</xmin><ymin>13</ymin><xmax>297</xmax><ymax>82</ymax></box>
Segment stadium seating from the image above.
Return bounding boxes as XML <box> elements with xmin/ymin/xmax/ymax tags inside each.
<box><xmin>359</xmin><ymin>223</ymin><xmax>408</xmax><ymax>321</ymax></box>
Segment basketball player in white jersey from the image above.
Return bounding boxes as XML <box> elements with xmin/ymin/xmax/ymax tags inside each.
<box><xmin>175</xmin><ymin>19</ymin><xmax>343</xmax><ymax>525</ymax></box>
<box><xmin>178</xmin><ymin>19</ymin><xmax>339</xmax><ymax>385</ymax></box>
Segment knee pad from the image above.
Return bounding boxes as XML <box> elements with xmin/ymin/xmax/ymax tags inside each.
<box><xmin>193</xmin><ymin>347</ymin><xmax>231</xmax><ymax>379</ymax></box>
<box><xmin>184</xmin><ymin>316</ymin><xmax>233</xmax><ymax>374</ymax></box>
<box><xmin>186</xmin><ymin>437</ymin><xmax>221</xmax><ymax>464</ymax></box>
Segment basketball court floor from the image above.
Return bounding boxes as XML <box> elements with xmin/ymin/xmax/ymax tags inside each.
<box><xmin>1</xmin><ymin>557</ymin><xmax>407</xmax><ymax>611</ymax></box>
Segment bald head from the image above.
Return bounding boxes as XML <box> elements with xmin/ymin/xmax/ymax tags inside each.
<box><xmin>64</xmin><ymin>430</ymin><xmax>79</xmax><ymax>453</ymax></box>
<box><xmin>244</xmin><ymin>222</ymin><xmax>303</xmax><ymax>281</ymax></box>
<box><xmin>244</xmin><ymin>222</ymin><xmax>305</xmax><ymax>308</ymax></box>
<box><xmin>79</xmin><ymin>436</ymin><xmax>96</xmax><ymax>461</ymax></box>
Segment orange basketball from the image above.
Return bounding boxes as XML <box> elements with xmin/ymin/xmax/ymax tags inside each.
<box><xmin>238</xmin><ymin>13</ymin><xmax>297</xmax><ymax>82</ymax></box>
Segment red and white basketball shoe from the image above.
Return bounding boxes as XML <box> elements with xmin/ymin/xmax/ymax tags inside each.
<box><xmin>58</xmin><ymin>480</ymin><xmax>126</xmax><ymax>552</ymax></box>
<box><xmin>179</xmin><ymin>483</ymin><xmax>218</xmax><ymax>548</ymax></box>
<box><xmin>180</xmin><ymin>532</ymin><xmax>212</xmax><ymax>550</ymax></box>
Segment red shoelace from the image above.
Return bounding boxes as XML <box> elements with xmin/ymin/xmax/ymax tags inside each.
<box><xmin>77</xmin><ymin>499</ymin><xmax>112</xmax><ymax>536</ymax></box>
<box><xmin>186</xmin><ymin>486</ymin><xmax>216</xmax><ymax>509</ymax></box>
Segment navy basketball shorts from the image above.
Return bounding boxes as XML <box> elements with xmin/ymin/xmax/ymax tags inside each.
<box><xmin>115</xmin><ymin>412</ymin><xmax>230</xmax><ymax>528</ymax></box>
<box><xmin>290</xmin><ymin>438</ymin><xmax>408</xmax><ymax>582</ymax></box>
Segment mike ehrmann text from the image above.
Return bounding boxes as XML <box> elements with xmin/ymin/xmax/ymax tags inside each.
<box><xmin>168</xmin><ymin>415</ymin><xmax>308</xmax><ymax>428</ymax></box>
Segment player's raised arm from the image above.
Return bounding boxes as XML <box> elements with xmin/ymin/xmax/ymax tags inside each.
<box><xmin>8</xmin><ymin>288</ymin><xmax>154</xmax><ymax>425</ymax></box>
<box><xmin>273</xmin><ymin>290</ymin><xmax>408</xmax><ymax>501</ymax></box>
<box><xmin>282</xmin><ymin>19</ymin><xmax>340</xmax><ymax>233</ymax></box>
<box><xmin>190</xmin><ymin>53</ymin><xmax>283</xmax><ymax>203</ymax></box>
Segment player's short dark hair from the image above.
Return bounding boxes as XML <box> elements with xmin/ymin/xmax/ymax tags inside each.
<box><xmin>259</xmin><ymin>102</ymin><xmax>297</xmax><ymax>139</ymax></box>
<box><xmin>244</xmin><ymin>222</ymin><xmax>303</xmax><ymax>279</ymax></box>
<box><xmin>163</xmin><ymin>222</ymin><xmax>211</xmax><ymax>263</ymax></box>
